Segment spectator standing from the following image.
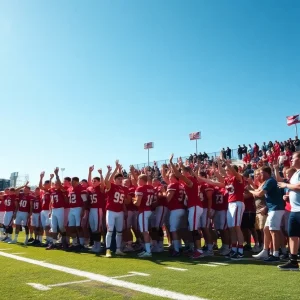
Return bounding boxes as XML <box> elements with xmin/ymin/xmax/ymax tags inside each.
<box><xmin>221</xmin><ymin>148</ymin><xmax>226</xmax><ymax>159</ymax></box>
<box><xmin>294</xmin><ymin>137</ymin><xmax>300</xmax><ymax>151</ymax></box>
<box><xmin>268</xmin><ymin>141</ymin><xmax>273</xmax><ymax>150</ymax></box>
<box><xmin>242</xmin><ymin>144</ymin><xmax>248</xmax><ymax>156</ymax></box>
<box><xmin>261</xmin><ymin>142</ymin><xmax>268</xmax><ymax>152</ymax></box>
<box><xmin>226</xmin><ymin>147</ymin><xmax>232</xmax><ymax>159</ymax></box>
<box><xmin>248</xmin><ymin>144</ymin><xmax>253</xmax><ymax>155</ymax></box>
<box><xmin>251</xmin><ymin>153</ymin><xmax>260</xmax><ymax>164</ymax></box>
<box><xmin>280</xmin><ymin>142</ymin><xmax>285</xmax><ymax>152</ymax></box>
<box><xmin>251</xmin><ymin>166</ymin><xmax>285</xmax><ymax>262</ymax></box>
<box><xmin>238</xmin><ymin>145</ymin><xmax>243</xmax><ymax>160</ymax></box>
<box><xmin>278</xmin><ymin>151</ymin><xmax>300</xmax><ymax>270</ymax></box>
<box><xmin>253</xmin><ymin>143</ymin><xmax>259</xmax><ymax>156</ymax></box>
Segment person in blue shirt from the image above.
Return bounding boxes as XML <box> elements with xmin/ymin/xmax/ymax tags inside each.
<box><xmin>250</xmin><ymin>166</ymin><xmax>285</xmax><ymax>262</ymax></box>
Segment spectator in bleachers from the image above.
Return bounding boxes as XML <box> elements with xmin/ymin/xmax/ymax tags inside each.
<box><xmin>226</xmin><ymin>147</ymin><xmax>231</xmax><ymax>159</ymax></box>
<box><xmin>221</xmin><ymin>148</ymin><xmax>226</xmax><ymax>159</ymax></box>
<box><xmin>268</xmin><ymin>141</ymin><xmax>273</xmax><ymax>150</ymax></box>
<box><xmin>253</xmin><ymin>143</ymin><xmax>259</xmax><ymax>155</ymax></box>
<box><xmin>248</xmin><ymin>144</ymin><xmax>253</xmax><ymax>155</ymax></box>
<box><xmin>261</xmin><ymin>142</ymin><xmax>267</xmax><ymax>152</ymax></box>
<box><xmin>238</xmin><ymin>145</ymin><xmax>243</xmax><ymax>160</ymax></box>
<box><xmin>251</xmin><ymin>153</ymin><xmax>260</xmax><ymax>164</ymax></box>
<box><xmin>294</xmin><ymin>136</ymin><xmax>300</xmax><ymax>151</ymax></box>
<box><xmin>242</xmin><ymin>144</ymin><xmax>248</xmax><ymax>156</ymax></box>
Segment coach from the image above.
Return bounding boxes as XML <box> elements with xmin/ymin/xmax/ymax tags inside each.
<box><xmin>278</xmin><ymin>151</ymin><xmax>300</xmax><ymax>271</ymax></box>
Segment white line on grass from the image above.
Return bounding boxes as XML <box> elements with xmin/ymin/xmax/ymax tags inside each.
<box><xmin>0</xmin><ymin>252</ymin><xmax>207</xmax><ymax>300</ymax></box>
<box><xmin>209</xmin><ymin>262</ymin><xmax>229</xmax><ymax>266</ymax></box>
<box><xmin>27</xmin><ymin>283</ymin><xmax>51</xmax><ymax>291</ymax></box>
<box><xmin>111</xmin><ymin>272</ymin><xmax>150</xmax><ymax>279</ymax></box>
<box><xmin>11</xmin><ymin>253</ymin><xmax>26</xmax><ymax>255</ymax></box>
<box><xmin>165</xmin><ymin>267</ymin><xmax>188</xmax><ymax>272</ymax></box>
<box><xmin>0</xmin><ymin>248</ymin><xmax>12</xmax><ymax>251</ymax></box>
<box><xmin>197</xmin><ymin>264</ymin><xmax>218</xmax><ymax>267</ymax></box>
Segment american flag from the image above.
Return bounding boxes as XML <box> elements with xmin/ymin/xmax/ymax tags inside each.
<box><xmin>287</xmin><ymin>115</ymin><xmax>300</xmax><ymax>126</ymax></box>
<box><xmin>189</xmin><ymin>132</ymin><xmax>201</xmax><ymax>140</ymax></box>
<box><xmin>144</xmin><ymin>142</ymin><xmax>154</xmax><ymax>149</ymax></box>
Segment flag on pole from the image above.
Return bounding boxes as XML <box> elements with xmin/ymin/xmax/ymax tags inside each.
<box><xmin>144</xmin><ymin>142</ymin><xmax>154</xmax><ymax>149</ymax></box>
<box><xmin>189</xmin><ymin>132</ymin><xmax>201</xmax><ymax>140</ymax></box>
<box><xmin>287</xmin><ymin>115</ymin><xmax>300</xmax><ymax>126</ymax></box>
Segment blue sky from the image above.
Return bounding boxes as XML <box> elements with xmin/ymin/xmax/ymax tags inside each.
<box><xmin>0</xmin><ymin>0</ymin><xmax>299</xmax><ymax>184</ymax></box>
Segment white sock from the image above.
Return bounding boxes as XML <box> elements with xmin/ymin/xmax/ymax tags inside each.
<box><xmin>8</xmin><ymin>234</ymin><xmax>12</xmax><ymax>239</ymax></box>
<box><xmin>145</xmin><ymin>243</ymin><xmax>151</xmax><ymax>253</ymax></box>
<box><xmin>173</xmin><ymin>240</ymin><xmax>180</xmax><ymax>252</ymax></box>
<box><xmin>208</xmin><ymin>244</ymin><xmax>213</xmax><ymax>251</ymax></box>
<box><xmin>52</xmin><ymin>239</ymin><xmax>57</xmax><ymax>244</ymax></box>
<box><xmin>14</xmin><ymin>234</ymin><xmax>19</xmax><ymax>241</ymax></box>
<box><xmin>39</xmin><ymin>236</ymin><xmax>43</xmax><ymax>242</ymax></box>
<box><xmin>106</xmin><ymin>231</ymin><xmax>113</xmax><ymax>248</ymax></box>
<box><xmin>232</xmin><ymin>247</ymin><xmax>237</xmax><ymax>253</ymax></box>
<box><xmin>30</xmin><ymin>233</ymin><xmax>33</xmax><ymax>239</ymax></box>
<box><xmin>273</xmin><ymin>251</ymin><xmax>279</xmax><ymax>257</ymax></box>
<box><xmin>79</xmin><ymin>238</ymin><xmax>84</xmax><ymax>245</ymax></box>
<box><xmin>116</xmin><ymin>233</ymin><xmax>122</xmax><ymax>249</ymax></box>
<box><xmin>25</xmin><ymin>235</ymin><xmax>29</xmax><ymax>241</ymax></box>
<box><xmin>262</xmin><ymin>249</ymin><xmax>268</xmax><ymax>254</ymax></box>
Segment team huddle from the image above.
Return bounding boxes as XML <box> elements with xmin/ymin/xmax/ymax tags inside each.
<box><xmin>0</xmin><ymin>155</ymin><xmax>252</xmax><ymax>259</ymax></box>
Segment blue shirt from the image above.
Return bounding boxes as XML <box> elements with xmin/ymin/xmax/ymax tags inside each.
<box><xmin>262</xmin><ymin>177</ymin><xmax>285</xmax><ymax>211</ymax></box>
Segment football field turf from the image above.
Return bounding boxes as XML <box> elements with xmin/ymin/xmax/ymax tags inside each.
<box><xmin>0</xmin><ymin>240</ymin><xmax>299</xmax><ymax>300</ymax></box>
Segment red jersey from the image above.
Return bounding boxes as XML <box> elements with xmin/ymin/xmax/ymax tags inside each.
<box><xmin>18</xmin><ymin>193</ymin><xmax>33</xmax><ymax>213</ymax></box>
<box><xmin>212</xmin><ymin>187</ymin><xmax>228</xmax><ymax>211</ymax></box>
<box><xmin>167</xmin><ymin>182</ymin><xmax>186</xmax><ymax>211</ymax></box>
<box><xmin>183</xmin><ymin>176</ymin><xmax>201</xmax><ymax>208</ymax></box>
<box><xmin>106</xmin><ymin>183</ymin><xmax>127</xmax><ymax>212</ymax></box>
<box><xmin>41</xmin><ymin>190</ymin><xmax>51</xmax><ymax>211</ymax></box>
<box><xmin>135</xmin><ymin>185</ymin><xmax>155</xmax><ymax>213</ymax></box>
<box><xmin>126</xmin><ymin>186</ymin><xmax>138</xmax><ymax>211</ymax></box>
<box><xmin>32</xmin><ymin>195</ymin><xmax>42</xmax><ymax>213</ymax></box>
<box><xmin>50</xmin><ymin>188</ymin><xmax>66</xmax><ymax>209</ymax></box>
<box><xmin>68</xmin><ymin>185</ymin><xmax>87</xmax><ymax>208</ymax></box>
<box><xmin>3</xmin><ymin>194</ymin><xmax>17</xmax><ymax>212</ymax></box>
<box><xmin>198</xmin><ymin>184</ymin><xmax>214</xmax><ymax>209</ymax></box>
<box><xmin>224</xmin><ymin>176</ymin><xmax>244</xmax><ymax>203</ymax></box>
<box><xmin>88</xmin><ymin>186</ymin><xmax>105</xmax><ymax>209</ymax></box>
<box><xmin>62</xmin><ymin>185</ymin><xmax>71</xmax><ymax>208</ymax></box>
<box><xmin>154</xmin><ymin>185</ymin><xmax>168</xmax><ymax>207</ymax></box>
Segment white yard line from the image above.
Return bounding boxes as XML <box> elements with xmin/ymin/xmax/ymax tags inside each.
<box><xmin>27</xmin><ymin>283</ymin><xmax>50</xmax><ymax>291</ymax></box>
<box><xmin>0</xmin><ymin>252</ymin><xmax>207</xmax><ymax>300</ymax></box>
<box><xmin>165</xmin><ymin>267</ymin><xmax>188</xmax><ymax>272</ymax></box>
<box><xmin>11</xmin><ymin>253</ymin><xmax>26</xmax><ymax>255</ymax></box>
<box><xmin>209</xmin><ymin>262</ymin><xmax>229</xmax><ymax>266</ymax></box>
<box><xmin>197</xmin><ymin>264</ymin><xmax>218</xmax><ymax>267</ymax></box>
<box><xmin>0</xmin><ymin>248</ymin><xmax>12</xmax><ymax>251</ymax></box>
<box><xmin>111</xmin><ymin>272</ymin><xmax>150</xmax><ymax>279</ymax></box>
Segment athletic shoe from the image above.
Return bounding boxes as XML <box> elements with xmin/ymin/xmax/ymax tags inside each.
<box><xmin>278</xmin><ymin>260</ymin><xmax>299</xmax><ymax>271</ymax></box>
<box><xmin>225</xmin><ymin>250</ymin><xmax>236</xmax><ymax>258</ymax></box>
<box><xmin>191</xmin><ymin>250</ymin><xmax>205</xmax><ymax>259</ymax></box>
<box><xmin>115</xmin><ymin>249</ymin><xmax>126</xmax><ymax>256</ymax></box>
<box><xmin>280</xmin><ymin>253</ymin><xmax>289</xmax><ymax>260</ymax></box>
<box><xmin>202</xmin><ymin>250</ymin><xmax>214</xmax><ymax>257</ymax></box>
<box><xmin>252</xmin><ymin>245</ymin><xmax>262</xmax><ymax>253</ymax></box>
<box><xmin>106</xmin><ymin>249</ymin><xmax>112</xmax><ymax>258</ymax></box>
<box><xmin>1</xmin><ymin>236</ymin><xmax>8</xmax><ymax>242</ymax></box>
<box><xmin>27</xmin><ymin>238</ymin><xmax>34</xmax><ymax>243</ymax></box>
<box><xmin>138</xmin><ymin>251</ymin><xmax>152</xmax><ymax>258</ymax></box>
<box><xmin>8</xmin><ymin>239</ymin><xmax>17</xmax><ymax>244</ymax></box>
<box><xmin>46</xmin><ymin>243</ymin><xmax>56</xmax><ymax>250</ymax></box>
<box><xmin>32</xmin><ymin>240</ymin><xmax>41</xmax><ymax>246</ymax></box>
<box><xmin>230</xmin><ymin>252</ymin><xmax>244</xmax><ymax>260</ymax></box>
<box><xmin>264</xmin><ymin>255</ymin><xmax>280</xmax><ymax>263</ymax></box>
<box><xmin>213</xmin><ymin>244</ymin><xmax>219</xmax><ymax>251</ymax></box>
<box><xmin>252</xmin><ymin>250</ymin><xmax>269</xmax><ymax>260</ymax></box>
<box><xmin>202</xmin><ymin>245</ymin><xmax>208</xmax><ymax>251</ymax></box>
<box><xmin>220</xmin><ymin>248</ymin><xmax>231</xmax><ymax>256</ymax></box>
<box><xmin>169</xmin><ymin>250</ymin><xmax>180</xmax><ymax>257</ymax></box>
<box><xmin>4</xmin><ymin>238</ymin><xmax>12</xmax><ymax>243</ymax></box>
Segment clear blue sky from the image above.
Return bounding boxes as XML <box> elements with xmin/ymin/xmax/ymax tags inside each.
<box><xmin>0</xmin><ymin>0</ymin><xmax>299</xmax><ymax>184</ymax></box>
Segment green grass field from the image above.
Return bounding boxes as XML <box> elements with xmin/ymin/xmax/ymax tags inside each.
<box><xmin>0</xmin><ymin>237</ymin><xmax>298</xmax><ymax>300</ymax></box>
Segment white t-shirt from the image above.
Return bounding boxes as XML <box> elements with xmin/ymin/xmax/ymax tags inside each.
<box><xmin>289</xmin><ymin>170</ymin><xmax>300</xmax><ymax>212</ymax></box>
<box><xmin>278</xmin><ymin>155</ymin><xmax>287</xmax><ymax>165</ymax></box>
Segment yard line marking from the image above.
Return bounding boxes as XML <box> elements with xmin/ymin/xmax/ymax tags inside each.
<box><xmin>197</xmin><ymin>264</ymin><xmax>218</xmax><ymax>267</ymax></box>
<box><xmin>128</xmin><ymin>272</ymin><xmax>150</xmax><ymax>276</ymax></box>
<box><xmin>209</xmin><ymin>262</ymin><xmax>229</xmax><ymax>266</ymax></box>
<box><xmin>48</xmin><ymin>280</ymin><xmax>92</xmax><ymax>287</ymax></box>
<box><xmin>0</xmin><ymin>248</ymin><xmax>12</xmax><ymax>251</ymax></box>
<box><xmin>11</xmin><ymin>252</ymin><xmax>26</xmax><ymax>255</ymax></box>
<box><xmin>0</xmin><ymin>252</ymin><xmax>207</xmax><ymax>300</ymax></box>
<box><xmin>27</xmin><ymin>283</ymin><xmax>51</xmax><ymax>291</ymax></box>
<box><xmin>111</xmin><ymin>272</ymin><xmax>150</xmax><ymax>279</ymax></box>
<box><xmin>165</xmin><ymin>267</ymin><xmax>188</xmax><ymax>272</ymax></box>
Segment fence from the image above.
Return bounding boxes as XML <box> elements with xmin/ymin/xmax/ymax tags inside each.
<box><xmin>134</xmin><ymin>149</ymin><xmax>239</xmax><ymax>170</ymax></box>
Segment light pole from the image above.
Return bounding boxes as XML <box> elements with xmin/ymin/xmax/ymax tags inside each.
<box><xmin>61</xmin><ymin>168</ymin><xmax>65</xmax><ymax>180</ymax></box>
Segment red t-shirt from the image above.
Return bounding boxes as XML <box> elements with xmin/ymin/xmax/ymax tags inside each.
<box><xmin>3</xmin><ymin>194</ymin><xmax>17</xmax><ymax>212</ymax></box>
<box><xmin>68</xmin><ymin>185</ymin><xmax>87</xmax><ymax>208</ymax></box>
<box><xmin>183</xmin><ymin>176</ymin><xmax>201</xmax><ymax>208</ymax></box>
<box><xmin>88</xmin><ymin>186</ymin><xmax>105</xmax><ymax>209</ymax></box>
<box><xmin>50</xmin><ymin>188</ymin><xmax>66</xmax><ymax>209</ymax></box>
<box><xmin>18</xmin><ymin>193</ymin><xmax>34</xmax><ymax>213</ymax></box>
<box><xmin>63</xmin><ymin>185</ymin><xmax>71</xmax><ymax>209</ymax></box>
<box><xmin>212</xmin><ymin>187</ymin><xmax>228</xmax><ymax>211</ymax></box>
<box><xmin>154</xmin><ymin>185</ymin><xmax>168</xmax><ymax>207</ymax></box>
<box><xmin>135</xmin><ymin>185</ymin><xmax>155</xmax><ymax>213</ymax></box>
<box><xmin>32</xmin><ymin>195</ymin><xmax>42</xmax><ymax>213</ymax></box>
<box><xmin>198</xmin><ymin>184</ymin><xmax>214</xmax><ymax>209</ymax></box>
<box><xmin>41</xmin><ymin>190</ymin><xmax>51</xmax><ymax>211</ymax></box>
<box><xmin>126</xmin><ymin>186</ymin><xmax>138</xmax><ymax>211</ymax></box>
<box><xmin>167</xmin><ymin>182</ymin><xmax>186</xmax><ymax>211</ymax></box>
<box><xmin>106</xmin><ymin>183</ymin><xmax>127</xmax><ymax>213</ymax></box>
<box><xmin>224</xmin><ymin>176</ymin><xmax>244</xmax><ymax>203</ymax></box>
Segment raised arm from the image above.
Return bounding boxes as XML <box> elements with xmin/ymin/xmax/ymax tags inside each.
<box><xmin>130</xmin><ymin>165</ymin><xmax>138</xmax><ymax>186</ymax></box>
<box><xmin>105</xmin><ymin>161</ymin><xmax>119</xmax><ymax>191</ymax></box>
<box><xmin>161</xmin><ymin>165</ymin><xmax>169</xmax><ymax>184</ymax></box>
<box><xmin>39</xmin><ymin>172</ymin><xmax>45</xmax><ymax>189</ymax></box>
<box><xmin>54</xmin><ymin>167</ymin><xmax>62</xmax><ymax>187</ymax></box>
<box><xmin>198</xmin><ymin>176</ymin><xmax>225</xmax><ymax>188</ymax></box>
<box><xmin>273</xmin><ymin>164</ymin><xmax>283</xmax><ymax>183</ymax></box>
<box><xmin>217</xmin><ymin>158</ymin><xmax>226</xmax><ymax>176</ymax></box>
<box><xmin>88</xmin><ymin>165</ymin><xmax>94</xmax><ymax>186</ymax></box>
<box><xmin>98</xmin><ymin>169</ymin><xmax>105</xmax><ymax>192</ymax></box>
<box><xmin>224</xmin><ymin>160</ymin><xmax>243</xmax><ymax>183</ymax></box>
<box><xmin>169</xmin><ymin>154</ymin><xmax>193</xmax><ymax>188</ymax></box>
<box><xmin>15</xmin><ymin>181</ymin><xmax>29</xmax><ymax>192</ymax></box>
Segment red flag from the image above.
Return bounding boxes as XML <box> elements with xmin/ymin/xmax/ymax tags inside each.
<box><xmin>287</xmin><ymin>115</ymin><xmax>300</xmax><ymax>126</ymax></box>
<box><xmin>144</xmin><ymin>142</ymin><xmax>154</xmax><ymax>149</ymax></box>
<box><xmin>189</xmin><ymin>132</ymin><xmax>201</xmax><ymax>140</ymax></box>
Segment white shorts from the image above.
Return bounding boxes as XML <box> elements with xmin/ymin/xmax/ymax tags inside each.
<box><xmin>213</xmin><ymin>210</ymin><xmax>227</xmax><ymax>230</ymax></box>
<box><xmin>106</xmin><ymin>210</ymin><xmax>124</xmax><ymax>232</ymax></box>
<box><xmin>169</xmin><ymin>209</ymin><xmax>185</xmax><ymax>232</ymax></box>
<box><xmin>265</xmin><ymin>210</ymin><xmax>285</xmax><ymax>231</ymax></box>
<box><xmin>188</xmin><ymin>206</ymin><xmax>203</xmax><ymax>230</ymax></box>
<box><xmin>68</xmin><ymin>207</ymin><xmax>82</xmax><ymax>227</ymax></box>
<box><xmin>15</xmin><ymin>211</ymin><xmax>29</xmax><ymax>226</ymax></box>
<box><xmin>89</xmin><ymin>208</ymin><xmax>103</xmax><ymax>232</ymax></box>
<box><xmin>282</xmin><ymin>210</ymin><xmax>290</xmax><ymax>231</ymax></box>
<box><xmin>41</xmin><ymin>210</ymin><xmax>50</xmax><ymax>228</ymax></box>
<box><xmin>3</xmin><ymin>211</ymin><xmax>14</xmax><ymax>227</ymax></box>
<box><xmin>64</xmin><ymin>208</ymin><xmax>70</xmax><ymax>227</ymax></box>
<box><xmin>0</xmin><ymin>212</ymin><xmax>4</xmax><ymax>224</ymax></box>
<box><xmin>227</xmin><ymin>201</ymin><xmax>245</xmax><ymax>228</ymax></box>
<box><xmin>200</xmin><ymin>208</ymin><xmax>214</xmax><ymax>229</ymax></box>
<box><xmin>51</xmin><ymin>207</ymin><xmax>65</xmax><ymax>233</ymax></box>
<box><xmin>154</xmin><ymin>206</ymin><xmax>168</xmax><ymax>228</ymax></box>
<box><xmin>138</xmin><ymin>211</ymin><xmax>152</xmax><ymax>232</ymax></box>
<box><xmin>126</xmin><ymin>210</ymin><xmax>138</xmax><ymax>230</ymax></box>
<box><xmin>31</xmin><ymin>213</ymin><xmax>41</xmax><ymax>227</ymax></box>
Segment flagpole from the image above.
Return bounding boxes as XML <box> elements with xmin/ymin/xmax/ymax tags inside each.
<box><xmin>295</xmin><ymin>124</ymin><xmax>298</xmax><ymax>138</ymax></box>
<box><xmin>148</xmin><ymin>149</ymin><xmax>150</xmax><ymax>166</ymax></box>
<box><xmin>196</xmin><ymin>139</ymin><xmax>198</xmax><ymax>155</ymax></box>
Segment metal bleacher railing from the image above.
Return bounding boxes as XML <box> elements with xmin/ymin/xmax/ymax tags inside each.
<box><xmin>134</xmin><ymin>149</ymin><xmax>239</xmax><ymax>170</ymax></box>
